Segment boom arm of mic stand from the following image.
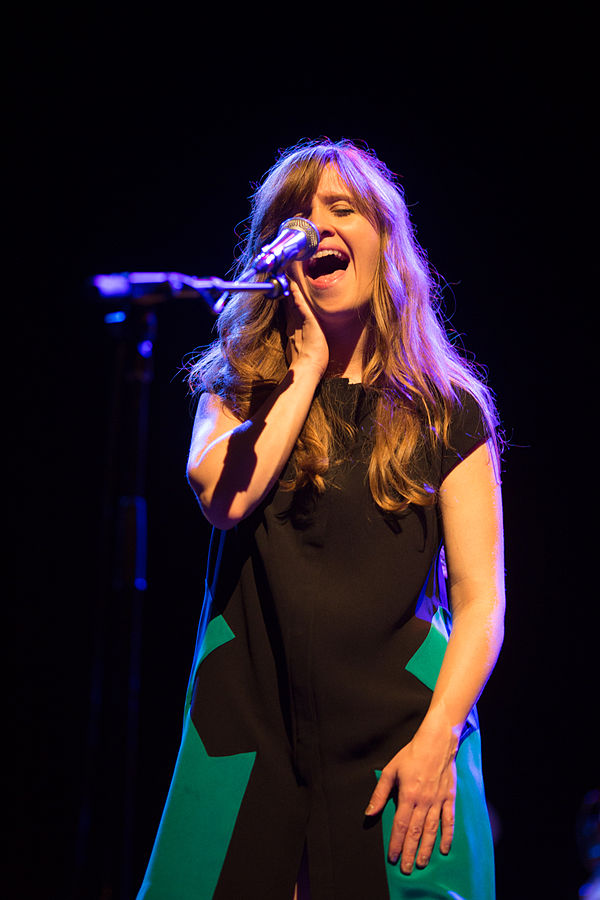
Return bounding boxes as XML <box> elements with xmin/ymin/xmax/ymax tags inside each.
<box><xmin>90</xmin><ymin>270</ymin><xmax>290</xmax><ymax>315</ymax></box>
<box><xmin>196</xmin><ymin>272</ymin><xmax>290</xmax><ymax>314</ymax></box>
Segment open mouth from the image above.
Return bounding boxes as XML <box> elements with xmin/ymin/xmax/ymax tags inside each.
<box><xmin>305</xmin><ymin>248</ymin><xmax>350</xmax><ymax>280</ymax></box>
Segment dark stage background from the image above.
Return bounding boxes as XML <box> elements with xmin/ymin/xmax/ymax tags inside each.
<box><xmin>12</xmin><ymin>12</ymin><xmax>597</xmax><ymax>900</ymax></box>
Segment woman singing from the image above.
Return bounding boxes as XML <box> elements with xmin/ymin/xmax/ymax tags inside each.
<box><xmin>137</xmin><ymin>138</ymin><xmax>505</xmax><ymax>899</ymax></box>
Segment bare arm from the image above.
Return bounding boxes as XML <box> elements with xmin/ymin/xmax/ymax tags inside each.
<box><xmin>365</xmin><ymin>439</ymin><xmax>505</xmax><ymax>873</ymax></box>
<box><xmin>187</xmin><ymin>284</ymin><xmax>329</xmax><ymax>530</ymax></box>
<box><xmin>427</xmin><ymin>438</ymin><xmax>505</xmax><ymax>733</ymax></box>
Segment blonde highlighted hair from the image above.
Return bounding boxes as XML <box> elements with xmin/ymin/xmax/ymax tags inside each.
<box><xmin>188</xmin><ymin>138</ymin><xmax>501</xmax><ymax>511</ymax></box>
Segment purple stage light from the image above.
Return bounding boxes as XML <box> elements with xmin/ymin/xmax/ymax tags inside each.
<box><xmin>128</xmin><ymin>272</ymin><xmax>169</xmax><ymax>284</ymax></box>
<box><xmin>91</xmin><ymin>270</ymin><xmax>248</xmax><ymax>314</ymax></box>
<box><xmin>104</xmin><ymin>310</ymin><xmax>127</xmax><ymax>324</ymax></box>
<box><xmin>94</xmin><ymin>274</ymin><xmax>131</xmax><ymax>297</ymax></box>
<box><xmin>137</xmin><ymin>340</ymin><xmax>153</xmax><ymax>358</ymax></box>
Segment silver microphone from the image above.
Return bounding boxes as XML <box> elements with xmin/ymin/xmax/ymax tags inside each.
<box><xmin>250</xmin><ymin>217</ymin><xmax>320</xmax><ymax>275</ymax></box>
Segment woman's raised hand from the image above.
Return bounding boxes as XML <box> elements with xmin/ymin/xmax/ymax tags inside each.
<box><xmin>285</xmin><ymin>280</ymin><xmax>329</xmax><ymax>380</ymax></box>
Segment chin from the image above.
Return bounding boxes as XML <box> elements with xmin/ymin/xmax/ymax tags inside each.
<box><xmin>312</xmin><ymin>297</ymin><xmax>370</xmax><ymax>322</ymax></box>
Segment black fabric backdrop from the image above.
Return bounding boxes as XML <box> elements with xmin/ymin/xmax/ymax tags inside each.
<box><xmin>11</xmin><ymin>11</ymin><xmax>596</xmax><ymax>899</ymax></box>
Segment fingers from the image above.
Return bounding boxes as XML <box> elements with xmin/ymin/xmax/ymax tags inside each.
<box><xmin>365</xmin><ymin>772</ymin><xmax>431</xmax><ymax>874</ymax></box>
<box><xmin>368</xmin><ymin>779</ymin><xmax>456</xmax><ymax>875</ymax></box>
<box><xmin>414</xmin><ymin>768</ymin><xmax>456</xmax><ymax>868</ymax></box>
<box><xmin>364</xmin><ymin>768</ymin><xmax>395</xmax><ymax>817</ymax></box>
<box><xmin>284</xmin><ymin>282</ymin><xmax>317</xmax><ymax>341</ymax></box>
<box><xmin>284</xmin><ymin>284</ymin><xmax>304</xmax><ymax>339</ymax></box>
<box><xmin>287</xmin><ymin>279</ymin><xmax>313</xmax><ymax>320</ymax></box>
<box><xmin>283</xmin><ymin>282</ymin><xmax>329</xmax><ymax>376</ymax></box>
<box><xmin>415</xmin><ymin>803</ymin><xmax>442</xmax><ymax>869</ymax></box>
<box><xmin>366</xmin><ymin>751</ymin><xmax>457</xmax><ymax>875</ymax></box>
<box><xmin>439</xmin><ymin>794</ymin><xmax>456</xmax><ymax>855</ymax></box>
<box><xmin>437</xmin><ymin>759</ymin><xmax>456</xmax><ymax>857</ymax></box>
<box><xmin>391</xmin><ymin>793</ymin><xmax>455</xmax><ymax>874</ymax></box>
<box><xmin>388</xmin><ymin>796</ymin><xmax>441</xmax><ymax>873</ymax></box>
<box><xmin>387</xmin><ymin>799</ymin><xmax>420</xmax><ymax>870</ymax></box>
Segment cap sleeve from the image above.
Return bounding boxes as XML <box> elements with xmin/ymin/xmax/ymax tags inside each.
<box><xmin>440</xmin><ymin>389</ymin><xmax>491</xmax><ymax>483</ymax></box>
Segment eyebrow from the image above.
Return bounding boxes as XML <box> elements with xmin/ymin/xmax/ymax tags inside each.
<box><xmin>316</xmin><ymin>192</ymin><xmax>355</xmax><ymax>204</ymax></box>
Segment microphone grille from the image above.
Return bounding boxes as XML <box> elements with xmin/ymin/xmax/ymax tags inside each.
<box><xmin>279</xmin><ymin>217</ymin><xmax>320</xmax><ymax>253</ymax></box>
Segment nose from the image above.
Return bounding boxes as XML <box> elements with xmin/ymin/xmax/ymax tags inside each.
<box><xmin>309</xmin><ymin>208</ymin><xmax>336</xmax><ymax>241</ymax></box>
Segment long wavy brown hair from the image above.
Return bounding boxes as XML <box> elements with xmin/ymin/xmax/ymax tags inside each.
<box><xmin>188</xmin><ymin>139</ymin><xmax>501</xmax><ymax>512</ymax></box>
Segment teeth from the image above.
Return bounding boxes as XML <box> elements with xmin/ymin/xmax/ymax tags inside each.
<box><xmin>312</xmin><ymin>248</ymin><xmax>347</xmax><ymax>260</ymax></box>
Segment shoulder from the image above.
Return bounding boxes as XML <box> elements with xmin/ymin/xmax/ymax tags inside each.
<box><xmin>441</xmin><ymin>386</ymin><xmax>494</xmax><ymax>483</ymax></box>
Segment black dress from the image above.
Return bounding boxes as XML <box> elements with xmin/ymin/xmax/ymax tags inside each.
<box><xmin>138</xmin><ymin>379</ymin><xmax>496</xmax><ymax>899</ymax></box>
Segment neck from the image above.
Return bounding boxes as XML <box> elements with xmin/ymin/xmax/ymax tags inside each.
<box><xmin>319</xmin><ymin>314</ymin><xmax>368</xmax><ymax>383</ymax></box>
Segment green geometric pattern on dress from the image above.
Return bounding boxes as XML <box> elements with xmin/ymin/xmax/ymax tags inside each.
<box><xmin>375</xmin><ymin>729</ymin><xmax>495</xmax><ymax>899</ymax></box>
<box><xmin>137</xmin><ymin>714</ymin><xmax>256</xmax><ymax>899</ymax></box>
<box><xmin>138</xmin><ymin>614</ymin><xmax>256</xmax><ymax>899</ymax></box>
<box><xmin>405</xmin><ymin>606</ymin><xmax>450</xmax><ymax>691</ymax></box>
<box><xmin>184</xmin><ymin>613</ymin><xmax>235</xmax><ymax>721</ymax></box>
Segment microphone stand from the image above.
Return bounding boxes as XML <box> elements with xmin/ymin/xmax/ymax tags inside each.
<box><xmin>74</xmin><ymin>293</ymin><xmax>157</xmax><ymax>900</ymax></box>
<box><xmin>91</xmin><ymin>270</ymin><xmax>290</xmax><ymax>315</ymax></box>
<box><xmin>190</xmin><ymin>271</ymin><xmax>290</xmax><ymax>313</ymax></box>
<box><xmin>79</xmin><ymin>265</ymin><xmax>287</xmax><ymax>897</ymax></box>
